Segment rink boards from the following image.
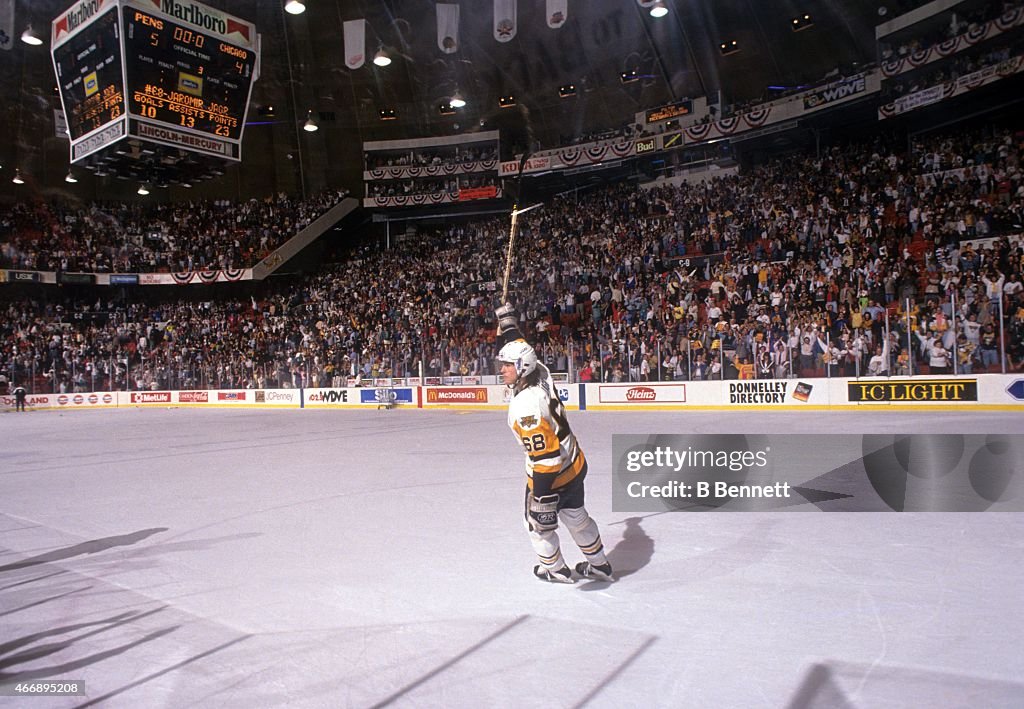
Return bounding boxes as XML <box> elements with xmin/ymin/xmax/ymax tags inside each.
<box><xmin>4</xmin><ymin>375</ymin><xmax>1024</xmax><ymax>412</ymax></box>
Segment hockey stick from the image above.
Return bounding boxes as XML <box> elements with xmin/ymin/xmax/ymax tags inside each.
<box><xmin>501</xmin><ymin>150</ymin><xmax>531</xmax><ymax>303</ymax></box>
<box><xmin>502</xmin><ymin>200</ymin><xmax>543</xmax><ymax>286</ymax></box>
<box><xmin>501</xmin><ymin>105</ymin><xmax>541</xmax><ymax>305</ymax></box>
<box><xmin>500</xmin><ymin>203</ymin><xmax>544</xmax><ymax>304</ymax></box>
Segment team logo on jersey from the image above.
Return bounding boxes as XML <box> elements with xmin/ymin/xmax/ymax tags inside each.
<box><xmin>519</xmin><ymin>415</ymin><xmax>538</xmax><ymax>428</ymax></box>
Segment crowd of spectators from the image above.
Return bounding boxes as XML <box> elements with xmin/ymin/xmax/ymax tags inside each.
<box><xmin>0</xmin><ymin>190</ymin><xmax>347</xmax><ymax>274</ymax></box>
<box><xmin>882</xmin><ymin>37</ymin><xmax>1024</xmax><ymax>100</ymax></box>
<box><xmin>915</xmin><ymin>123</ymin><xmax>1021</xmax><ymax>174</ymax></box>
<box><xmin>364</xmin><ymin>145</ymin><xmax>498</xmax><ymax>171</ymax></box>
<box><xmin>2</xmin><ymin>125</ymin><xmax>1023</xmax><ymax>394</ymax></box>
<box><xmin>879</xmin><ymin>1</ymin><xmax>1021</xmax><ymax>64</ymax></box>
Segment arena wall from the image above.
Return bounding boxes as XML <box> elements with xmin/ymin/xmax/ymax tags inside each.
<box><xmin>4</xmin><ymin>376</ymin><xmax>1024</xmax><ymax>413</ymax></box>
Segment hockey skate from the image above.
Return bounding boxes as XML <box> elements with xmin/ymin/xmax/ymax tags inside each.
<box><xmin>533</xmin><ymin>564</ymin><xmax>574</xmax><ymax>584</ymax></box>
<box><xmin>575</xmin><ymin>561</ymin><xmax>614</xmax><ymax>582</ymax></box>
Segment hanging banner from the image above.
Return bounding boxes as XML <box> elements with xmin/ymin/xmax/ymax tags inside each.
<box><xmin>437</xmin><ymin>3</ymin><xmax>459</xmax><ymax>54</ymax></box>
<box><xmin>547</xmin><ymin>0</ymin><xmax>567</xmax><ymax>29</ymax></box>
<box><xmin>54</xmin><ymin>109</ymin><xmax>69</xmax><ymax>139</ymax></box>
<box><xmin>494</xmin><ymin>0</ymin><xmax>517</xmax><ymax>42</ymax></box>
<box><xmin>344</xmin><ymin>19</ymin><xmax>365</xmax><ymax>70</ymax></box>
<box><xmin>0</xmin><ymin>0</ymin><xmax>13</xmax><ymax>51</ymax></box>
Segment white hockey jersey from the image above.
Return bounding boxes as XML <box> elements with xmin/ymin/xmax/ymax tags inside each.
<box><xmin>507</xmin><ymin>363</ymin><xmax>586</xmax><ymax>494</ymax></box>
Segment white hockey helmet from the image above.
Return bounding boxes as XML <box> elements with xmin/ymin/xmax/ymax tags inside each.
<box><xmin>497</xmin><ymin>340</ymin><xmax>538</xmax><ymax>379</ymax></box>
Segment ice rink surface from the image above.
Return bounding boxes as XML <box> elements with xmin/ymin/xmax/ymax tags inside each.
<box><xmin>1</xmin><ymin>407</ymin><xmax>1023</xmax><ymax>708</ymax></box>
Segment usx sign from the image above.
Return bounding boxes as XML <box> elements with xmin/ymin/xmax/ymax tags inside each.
<box><xmin>598</xmin><ymin>384</ymin><xmax>686</xmax><ymax>404</ymax></box>
<box><xmin>9</xmin><ymin>271</ymin><xmax>40</xmax><ymax>282</ymax></box>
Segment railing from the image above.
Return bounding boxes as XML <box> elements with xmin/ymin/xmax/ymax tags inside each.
<box><xmin>4</xmin><ymin>289</ymin><xmax>1020</xmax><ymax>395</ymax></box>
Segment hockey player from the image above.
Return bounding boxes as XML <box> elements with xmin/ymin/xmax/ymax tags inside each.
<box><xmin>495</xmin><ymin>303</ymin><xmax>613</xmax><ymax>583</ymax></box>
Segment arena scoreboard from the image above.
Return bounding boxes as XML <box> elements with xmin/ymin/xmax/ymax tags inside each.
<box><xmin>52</xmin><ymin>0</ymin><xmax>258</xmax><ymax>164</ymax></box>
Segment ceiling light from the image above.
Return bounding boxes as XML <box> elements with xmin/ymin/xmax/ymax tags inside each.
<box><xmin>12</xmin><ymin>169</ymin><xmax>24</xmax><ymax>185</ymax></box>
<box><xmin>21</xmin><ymin>25</ymin><xmax>43</xmax><ymax>46</ymax></box>
<box><xmin>791</xmin><ymin>14</ymin><xmax>813</xmax><ymax>31</ymax></box>
<box><xmin>650</xmin><ymin>2</ymin><xmax>668</xmax><ymax>18</ymax></box>
<box><xmin>284</xmin><ymin>1</ymin><xmax>306</xmax><ymax>15</ymax></box>
<box><xmin>65</xmin><ymin>171</ymin><xmax>78</xmax><ymax>183</ymax></box>
<box><xmin>449</xmin><ymin>91</ymin><xmax>466</xmax><ymax>108</ymax></box>
<box><xmin>303</xmin><ymin>111</ymin><xmax>318</xmax><ymax>132</ymax></box>
<box><xmin>373</xmin><ymin>48</ymin><xmax>392</xmax><ymax>67</ymax></box>
<box><xmin>137</xmin><ymin>183</ymin><xmax>150</xmax><ymax>195</ymax></box>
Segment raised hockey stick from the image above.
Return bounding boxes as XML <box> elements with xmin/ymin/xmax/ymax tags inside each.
<box><xmin>501</xmin><ymin>106</ymin><xmax>541</xmax><ymax>304</ymax></box>
<box><xmin>501</xmin><ymin>152</ymin><xmax>531</xmax><ymax>303</ymax></box>
<box><xmin>500</xmin><ymin>202</ymin><xmax>545</xmax><ymax>299</ymax></box>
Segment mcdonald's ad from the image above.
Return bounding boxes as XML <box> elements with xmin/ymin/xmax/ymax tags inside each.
<box><xmin>426</xmin><ymin>387</ymin><xmax>489</xmax><ymax>403</ymax></box>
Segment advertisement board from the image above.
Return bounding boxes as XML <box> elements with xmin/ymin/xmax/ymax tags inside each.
<box><xmin>1</xmin><ymin>392</ymin><xmax>115</xmax><ymax>409</ymax></box>
<box><xmin>305</xmin><ymin>388</ymin><xmax>357</xmax><ymax>406</ymax></box>
<box><xmin>130</xmin><ymin>391</ymin><xmax>173</xmax><ymax>404</ymax></box>
<box><xmin>847</xmin><ymin>379</ymin><xmax>978</xmax><ymax>403</ymax></box>
<box><xmin>597</xmin><ymin>384</ymin><xmax>687</xmax><ymax>404</ymax></box>
<box><xmin>359</xmin><ymin>388</ymin><xmax>414</xmax><ymax>405</ymax></box>
<box><xmin>425</xmin><ymin>387</ymin><xmax>491</xmax><ymax>404</ymax></box>
<box><xmin>252</xmin><ymin>389</ymin><xmax>301</xmax><ymax>406</ymax></box>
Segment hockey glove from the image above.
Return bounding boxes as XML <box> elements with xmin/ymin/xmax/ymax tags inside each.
<box><xmin>495</xmin><ymin>303</ymin><xmax>519</xmax><ymax>336</ymax></box>
<box><xmin>528</xmin><ymin>494</ymin><xmax>559</xmax><ymax>532</ymax></box>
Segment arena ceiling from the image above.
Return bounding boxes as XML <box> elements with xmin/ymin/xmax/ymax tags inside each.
<box><xmin>0</xmin><ymin>0</ymin><xmax>928</xmax><ymax>201</ymax></box>
<box><xmin>304</xmin><ymin>0</ymin><xmax>888</xmax><ymax>145</ymax></box>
